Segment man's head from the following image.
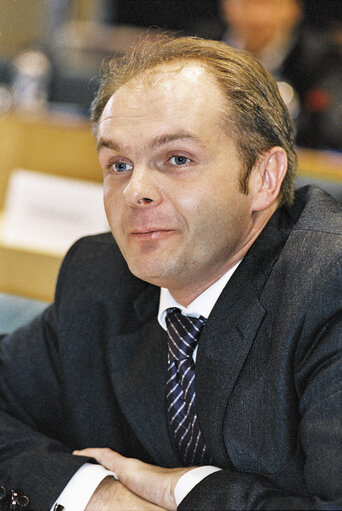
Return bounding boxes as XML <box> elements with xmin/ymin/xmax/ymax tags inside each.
<box><xmin>92</xmin><ymin>36</ymin><xmax>297</xmax><ymax>206</ymax></box>
<box><xmin>92</xmin><ymin>36</ymin><xmax>297</xmax><ymax>303</ymax></box>
<box><xmin>220</xmin><ymin>0</ymin><xmax>303</xmax><ymax>55</ymax></box>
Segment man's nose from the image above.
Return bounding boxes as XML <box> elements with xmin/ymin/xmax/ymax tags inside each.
<box><xmin>123</xmin><ymin>167</ymin><xmax>162</xmax><ymax>208</ymax></box>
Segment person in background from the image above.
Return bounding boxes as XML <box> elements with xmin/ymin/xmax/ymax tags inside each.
<box><xmin>219</xmin><ymin>0</ymin><xmax>342</xmax><ymax>150</ymax></box>
<box><xmin>0</xmin><ymin>35</ymin><xmax>341</xmax><ymax>511</ymax></box>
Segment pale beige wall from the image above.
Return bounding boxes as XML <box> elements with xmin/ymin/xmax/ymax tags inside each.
<box><xmin>0</xmin><ymin>0</ymin><xmax>102</xmax><ymax>57</ymax></box>
<box><xmin>0</xmin><ymin>0</ymin><xmax>46</xmax><ymax>56</ymax></box>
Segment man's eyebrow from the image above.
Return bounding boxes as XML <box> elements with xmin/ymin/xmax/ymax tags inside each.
<box><xmin>150</xmin><ymin>132</ymin><xmax>204</xmax><ymax>149</ymax></box>
<box><xmin>97</xmin><ymin>132</ymin><xmax>204</xmax><ymax>153</ymax></box>
<box><xmin>97</xmin><ymin>138</ymin><xmax>120</xmax><ymax>152</ymax></box>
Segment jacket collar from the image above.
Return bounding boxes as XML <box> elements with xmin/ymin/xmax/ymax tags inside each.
<box><xmin>195</xmin><ymin>203</ymin><xmax>296</xmax><ymax>465</ymax></box>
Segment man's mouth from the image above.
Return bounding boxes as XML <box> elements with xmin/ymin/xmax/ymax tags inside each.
<box><xmin>130</xmin><ymin>229</ymin><xmax>175</xmax><ymax>240</ymax></box>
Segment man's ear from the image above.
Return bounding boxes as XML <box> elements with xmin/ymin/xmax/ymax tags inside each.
<box><xmin>250</xmin><ymin>146</ymin><xmax>288</xmax><ymax>212</ymax></box>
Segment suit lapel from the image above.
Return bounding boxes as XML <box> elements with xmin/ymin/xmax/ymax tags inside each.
<box><xmin>195</xmin><ymin>205</ymin><xmax>296</xmax><ymax>466</ymax></box>
<box><xmin>107</xmin><ymin>285</ymin><xmax>180</xmax><ymax>466</ymax></box>
<box><xmin>195</xmin><ymin>266</ymin><xmax>266</xmax><ymax>466</ymax></box>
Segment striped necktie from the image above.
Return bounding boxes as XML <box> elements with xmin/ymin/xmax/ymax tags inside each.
<box><xmin>166</xmin><ymin>307</ymin><xmax>212</xmax><ymax>465</ymax></box>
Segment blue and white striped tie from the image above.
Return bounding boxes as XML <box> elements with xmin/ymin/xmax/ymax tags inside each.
<box><xmin>166</xmin><ymin>307</ymin><xmax>212</xmax><ymax>466</ymax></box>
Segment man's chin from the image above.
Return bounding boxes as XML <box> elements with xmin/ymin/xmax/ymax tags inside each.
<box><xmin>128</xmin><ymin>262</ymin><xmax>175</xmax><ymax>288</ymax></box>
<box><xmin>128</xmin><ymin>262</ymin><xmax>162</xmax><ymax>283</ymax></box>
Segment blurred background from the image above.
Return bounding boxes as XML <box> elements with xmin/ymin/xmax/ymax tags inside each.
<box><xmin>0</xmin><ymin>0</ymin><xmax>342</xmax><ymax>323</ymax></box>
<box><xmin>0</xmin><ymin>0</ymin><xmax>342</xmax><ymax>131</ymax></box>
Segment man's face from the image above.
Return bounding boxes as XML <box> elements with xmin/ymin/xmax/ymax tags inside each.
<box><xmin>97</xmin><ymin>63</ymin><xmax>258</xmax><ymax>302</ymax></box>
<box><xmin>222</xmin><ymin>0</ymin><xmax>302</xmax><ymax>54</ymax></box>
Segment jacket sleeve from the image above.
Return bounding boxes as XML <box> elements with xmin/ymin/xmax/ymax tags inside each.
<box><xmin>179</xmin><ymin>259</ymin><xmax>342</xmax><ymax>510</ymax></box>
<box><xmin>0</xmin><ymin>242</ymin><xmax>92</xmax><ymax>511</ymax></box>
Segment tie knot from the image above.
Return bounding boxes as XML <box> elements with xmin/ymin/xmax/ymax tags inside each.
<box><xmin>166</xmin><ymin>307</ymin><xmax>206</xmax><ymax>360</ymax></box>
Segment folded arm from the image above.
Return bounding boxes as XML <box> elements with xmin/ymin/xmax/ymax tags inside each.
<box><xmin>75</xmin><ymin>303</ymin><xmax>342</xmax><ymax>510</ymax></box>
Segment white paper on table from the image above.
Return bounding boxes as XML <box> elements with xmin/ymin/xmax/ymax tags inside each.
<box><xmin>2</xmin><ymin>169</ymin><xmax>108</xmax><ymax>255</ymax></box>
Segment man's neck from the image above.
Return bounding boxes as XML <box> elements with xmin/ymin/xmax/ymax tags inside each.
<box><xmin>168</xmin><ymin>261</ymin><xmax>240</xmax><ymax>307</ymax></box>
<box><xmin>167</xmin><ymin>204</ymin><xmax>279</xmax><ymax>306</ymax></box>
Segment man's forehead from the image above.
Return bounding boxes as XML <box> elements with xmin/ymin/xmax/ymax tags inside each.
<box><xmin>100</xmin><ymin>61</ymin><xmax>223</xmax><ymax>126</ymax></box>
<box><xmin>125</xmin><ymin>61</ymin><xmax>210</xmax><ymax>89</ymax></box>
<box><xmin>106</xmin><ymin>61</ymin><xmax>216</xmax><ymax>107</ymax></box>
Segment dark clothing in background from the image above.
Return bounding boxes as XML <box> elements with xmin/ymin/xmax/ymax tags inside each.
<box><xmin>199</xmin><ymin>24</ymin><xmax>342</xmax><ymax>150</ymax></box>
<box><xmin>280</xmin><ymin>27</ymin><xmax>342</xmax><ymax>150</ymax></box>
<box><xmin>109</xmin><ymin>0</ymin><xmax>342</xmax><ymax>32</ymax></box>
<box><xmin>0</xmin><ymin>186</ymin><xmax>341</xmax><ymax>510</ymax></box>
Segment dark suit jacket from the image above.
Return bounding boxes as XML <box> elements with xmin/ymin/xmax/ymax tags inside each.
<box><xmin>0</xmin><ymin>186</ymin><xmax>341</xmax><ymax>510</ymax></box>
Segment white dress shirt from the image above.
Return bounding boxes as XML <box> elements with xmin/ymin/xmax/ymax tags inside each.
<box><xmin>52</xmin><ymin>262</ymin><xmax>240</xmax><ymax>510</ymax></box>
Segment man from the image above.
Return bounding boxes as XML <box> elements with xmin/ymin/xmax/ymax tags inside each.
<box><xmin>0</xmin><ymin>36</ymin><xmax>341</xmax><ymax>510</ymax></box>
<box><xmin>218</xmin><ymin>0</ymin><xmax>342</xmax><ymax>149</ymax></box>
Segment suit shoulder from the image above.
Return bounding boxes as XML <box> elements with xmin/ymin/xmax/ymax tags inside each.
<box><xmin>56</xmin><ymin>232</ymin><xmax>148</xmax><ymax>303</ymax></box>
<box><xmin>279</xmin><ymin>187</ymin><xmax>342</xmax><ymax>282</ymax></box>
<box><xmin>61</xmin><ymin>231</ymin><xmax>125</xmax><ymax>275</ymax></box>
<box><xmin>64</xmin><ymin>231</ymin><xmax>121</xmax><ymax>262</ymax></box>
<box><xmin>71</xmin><ymin>231</ymin><xmax>118</xmax><ymax>248</ymax></box>
<box><xmin>292</xmin><ymin>186</ymin><xmax>342</xmax><ymax>239</ymax></box>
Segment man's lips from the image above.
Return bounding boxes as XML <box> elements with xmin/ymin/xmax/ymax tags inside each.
<box><xmin>130</xmin><ymin>228</ymin><xmax>176</xmax><ymax>240</ymax></box>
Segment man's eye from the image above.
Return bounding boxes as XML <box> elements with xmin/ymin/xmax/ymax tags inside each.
<box><xmin>112</xmin><ymin>161</ymin><xmax>133</xmax><ymax>173</ymax></box>
<box><xmin>169</xmin><ymin>155</ymin><xmax>191</xmax><ymax>166</ymax></box>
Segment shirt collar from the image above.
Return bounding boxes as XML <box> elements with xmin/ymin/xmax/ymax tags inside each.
<box><xmin>158</xmin><ymin>261</ymin><xmax>241</xmax><ymax>330</ymax></box>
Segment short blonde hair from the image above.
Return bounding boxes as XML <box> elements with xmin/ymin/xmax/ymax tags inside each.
<box><xmin>91</xmin><ymin>35</ymin><xmax>297</xmax><ymax>206</ymax></box>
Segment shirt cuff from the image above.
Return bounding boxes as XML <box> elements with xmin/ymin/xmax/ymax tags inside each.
<box><xmin>51</xmin><ymin>463</ymin><xmax>118</xmax><ymax>511</ymax></box>
<box><xmin>174</xmin><ymin>465</ymin><xmax>222</xmax><ymax>506</ymax></box>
